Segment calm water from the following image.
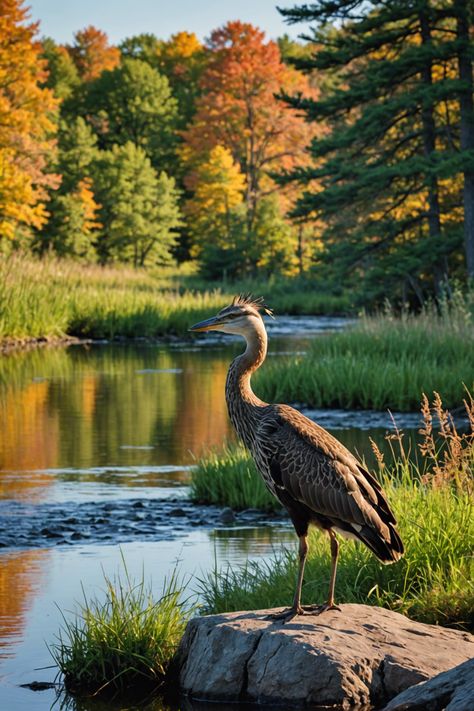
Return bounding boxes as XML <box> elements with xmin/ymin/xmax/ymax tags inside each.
<box><xmin>0</xmin><ymin>317</ymin><xmax>422</xmax><ymax>711</ymax></box>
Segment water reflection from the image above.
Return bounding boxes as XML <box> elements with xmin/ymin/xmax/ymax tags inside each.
<box><xmin>0</xmin><ymin>339</ymin><xmax>415</xmax><ymax>500</ymax></box>
<box><xmin>0</xmin><ymin>343</ymin><xmax>238</xmax><ymax>500</ymax></box>
<box><xmin>0</xmin><ymin>549</ymin><xmax>50</xmax><ymax>658</ymax></box>
<box><xmin>210</xmin><ymin>526</ymin><xmax>294</xmax><ymax>560</ymax></box>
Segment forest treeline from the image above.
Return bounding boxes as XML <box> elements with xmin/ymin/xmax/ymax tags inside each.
<box><xmin>1</xmin><ymin>0</ymin><xmax>473</xmax><ymax>304</ymax></box>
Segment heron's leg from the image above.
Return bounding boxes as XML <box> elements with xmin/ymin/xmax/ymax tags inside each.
<box><xmin>267</xmin><ymin>534</ymin><xmax>308</xmax><ymax>621</ymax></box>
<box><xmin>303</xmin><ymin>530</ymin><xmax>341</xmax><ymax>614</ymax></box>
<box><xmin>327</xmin><ymin>529</ymin><xmax>340</xmax><ymax>608</ymax></box>
<box><xmin>292</xmin><ymin>534</ymin><xmax>308</xmax><ymax>611</ymax></box>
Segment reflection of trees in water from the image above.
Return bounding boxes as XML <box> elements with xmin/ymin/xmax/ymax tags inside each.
<box><xmin>0</xmin><ymin>343</ymin><xmax>236</xmax><ymax>483</ymax></box>
<box><xmin>170</xmin><ymin>355</ymin><xmax>233</xmax><ymax>460</ymax></box>
<box><xmin>0</xmin><ymin>378</ymin><xmax>57</xmax><ymax>499</ymax></box>
<box><xmin>0</xmin><ymin>344</ymin><xmax>416</xmax><ymax>503</ymax></box>
<box><xmin>0</xmin><ymin>549</ymin><xmax>50</xmax><ymax>657</ymax></box>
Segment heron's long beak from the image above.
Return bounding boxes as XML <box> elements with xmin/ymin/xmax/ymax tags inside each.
<box><xmin>189</xmin><ymin>315</ymin><xmax>224</xmax><ymax>332</ymax></box>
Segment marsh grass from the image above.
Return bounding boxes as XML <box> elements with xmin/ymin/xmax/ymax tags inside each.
<box><xmin>255</xmin><ymin>295</ymin><xmax>474</xmax><ymax>411</ymax></box>
<box><xmin>0</xmin><ymin>255</ymin><xmax>350</xmax><ymax>343</ymax></box>
<box><xmin>51</xmin><ymin>566</ymin><xmax>192</xmax><ymax>700</ymax></box>
<box><xmin>194</xmin><ymin>394</ymin><xmax>474</xmax><ymax>629</ymax></box>
<box><xmin>190</xmin><ymin>444</ymin><xmax>277</xmax><ymax>511</ymax></box>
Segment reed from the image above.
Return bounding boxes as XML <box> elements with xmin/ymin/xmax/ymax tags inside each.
<box><xmin>51</xmin><ymin>566</ymin><xmax>191</xmax><ymax>699</ymax></box>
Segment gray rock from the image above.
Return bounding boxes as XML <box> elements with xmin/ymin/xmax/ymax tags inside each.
<box><xmin>383</xmin><ymin>657</ymin><xmax>474</xmax><ymax>711</ymax></box>
<box><xmin>177</xmin><ymin>604</ymin><xmax>474</xmax><ymax>708</ymax></box>
<box><xmin>219</xmin><ymin>507</ymin><xmax>236</xmax><ymax>525</ymax></box>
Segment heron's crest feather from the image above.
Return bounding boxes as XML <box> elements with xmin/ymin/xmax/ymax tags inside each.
<box><xmin>232</xmin><ymin>293</ymin><xmax>274</xmax><ymax>318</ymax></box>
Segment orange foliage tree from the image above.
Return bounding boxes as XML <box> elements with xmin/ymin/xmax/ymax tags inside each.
<box><xmin>68</xmin><ymin>25</ymin><xmax>120</xmax><ymax>81</ymax></box>
<box><xmin>183</xmin><ymin>21</ymin><xmax>315</xmax><ymax>230</ymax></box>
<box><xmin>0</xmin><ymin>0</ymin><xmax>59</xmax><ymax>241</ymax></box>
<box><xmin>156</xmin><ymin>31</ymin><xmax>208</xmax><ymax>126</ymax></box>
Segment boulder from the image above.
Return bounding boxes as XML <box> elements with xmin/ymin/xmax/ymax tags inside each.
<box><xmin>177</xmin><ymin>604</ymin><xmax>473</xmax><ymax>709</ymax></box>
<box><xmin>383</xmin><ymin>657</ymin><xmax>474</xmax><ymax>711</ymax></box>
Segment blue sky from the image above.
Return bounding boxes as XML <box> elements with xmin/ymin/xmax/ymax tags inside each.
<box><xmin>28</xmin><ymin>1</ymin><xmax>305</xmax><ymax>44</ymax></box>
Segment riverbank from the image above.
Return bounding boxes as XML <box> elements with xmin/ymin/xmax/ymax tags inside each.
<box><xmin>0</xmin><ymin>255</ymin><xmax>350</xmax><ymax>345</ymax></box>
<box><xmin>256</xmin><ymin>296</ymin><xmax>474</xmax><ymax>411</ymax></box>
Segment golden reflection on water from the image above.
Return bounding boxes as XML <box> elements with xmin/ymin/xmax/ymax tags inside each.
<box><xmin>0</xmin><ymin>548</ymin><xmax>50</xmax><ymax>658</ymax></box>
<box><xmin>0</xmin><ymin>343</ymin><xmax>236</xmax><ymax>502</ymax></box>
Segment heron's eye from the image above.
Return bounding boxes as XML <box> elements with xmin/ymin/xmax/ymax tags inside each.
<box><xmin>226</xmin><ymin>313</ymin><xmax>240</xmax><ymax>320</ymax></box>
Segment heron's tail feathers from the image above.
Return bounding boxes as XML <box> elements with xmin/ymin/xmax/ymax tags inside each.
<box><xmin>357</xmin><ymin>522</ymin><xmax>404</xmax><ymax>564</ymax></box>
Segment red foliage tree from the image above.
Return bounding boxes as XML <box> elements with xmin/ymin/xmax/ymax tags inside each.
<box><xmin>68</xmin><ymin>26</ymin><xmax>120</xmax><ymax>81</ymax></box>
<box><xmin>183</xmin><ymin>21</ymin><xmax>316</xmax><ymax>228</ymax></box>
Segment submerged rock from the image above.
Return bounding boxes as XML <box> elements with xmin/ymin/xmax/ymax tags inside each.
<box><xmin>219</xmin><ymin>507</ymin><xmax>236</xmax><ymax>524</ymax></box>
<box><xmin>177</xmin><ymin>604</ymin><xmax>474</xmax><ymax>709</ymax></box>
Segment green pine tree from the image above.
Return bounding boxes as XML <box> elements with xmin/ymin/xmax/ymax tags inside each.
<box><xmin>40</xmin><ymin>117</ymin><xmax>99</xmax><ymax>258</ymax></box>
<box><xmin>279</xmin><ymin>0</ymin><xmax>474</xmax><ymax>299</ymax></box>
<box><xmin>92</xmin><ymin>142</ymin><xmax>181</xmax><ymax>266</ymax></box>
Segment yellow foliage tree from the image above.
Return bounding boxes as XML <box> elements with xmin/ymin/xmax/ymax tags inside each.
<box><xmin>0</xmin><ymin>0</ymin><xmax>59</xmax><ymax>241</ymax></box>
<box><xmin>184</xmin><ymin>144</ymin><xmax>245</xmax><ymax>252</ymax></box>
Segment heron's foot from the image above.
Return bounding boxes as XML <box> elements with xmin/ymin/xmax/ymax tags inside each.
<box><xmin>302</xmin><ymin>602</ymin><xmax>341</xmax><ymax>615</ymax></box>
<box><xmin>266</xmin><ymin>605</ymin><xmax>305</xmax><ymax>622</ymax></box>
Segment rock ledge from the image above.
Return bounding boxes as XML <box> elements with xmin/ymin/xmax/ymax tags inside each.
<box><xmin>177</xmin><ymin>604</ymin><xmax>473</xmax><ymax>709</ymax></box>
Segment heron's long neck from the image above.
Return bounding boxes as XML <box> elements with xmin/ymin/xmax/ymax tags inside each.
<box><xmin>225</xmin><ymin>321</ymin><xmax>268</xmax><ymax>445</ymax></box>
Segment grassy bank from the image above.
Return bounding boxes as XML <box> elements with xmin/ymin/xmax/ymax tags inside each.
<box><xmin>193</xmin><ymin>395</ymin><xmax>474</xmax><ymax>629</ymax></box>
<box><xmin>0</xmin><ymin>255</ymin><xmax>350</xmax><ymax>343</ymax></box>
<box><xmin>51</xmin><ymin>567</ymin><xmax>191</xmax><ymax>699</ymax></box>
<box><xmin>255</xmin><ymin>296</ymin><xmax>474</xmax><ymax>411</ymax></box>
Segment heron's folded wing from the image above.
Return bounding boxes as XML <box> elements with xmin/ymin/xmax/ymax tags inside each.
<box><xmin>257</xmin><ymin>404</ymin><xmax>396</xmax><ymax>530</ymax></box>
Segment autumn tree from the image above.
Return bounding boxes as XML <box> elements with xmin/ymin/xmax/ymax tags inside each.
<box><xmin>92</xmin><ymin>142</ymin><xmax>181</xmax><ymax>266</ymax></box>
<box><xmin>185</xmin><ymin>145</ymin><xmax>245</xmax><ymax>246</ymax></box>
<box><xmin>156</xmin><ymin>32</ymin><xmax>208</xmax><ymax>127</ymax></box>
<box><xmin>82</xmin><ymin>58</ymin><xmax>178</xmax><ymax>171</ymax></box>
<box><xmin>0</xmin><ymin>0</ymin><xmax>58</xmax><ymax>242</ymax></box>
<box><xmin>68</xmin><ymin>26</ymin><xmax>120</xmax><ymax>81</ymax></box>
<box><xmin>183</xmin><ymin>21</ymin><xmax>315</xmax><ymax>233</ymax></box>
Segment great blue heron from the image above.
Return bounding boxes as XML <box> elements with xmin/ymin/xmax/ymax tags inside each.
<box><xmin>190</xmin><ymin>295</ymin><xmax>403</xmax><ymax>620</ymax></box>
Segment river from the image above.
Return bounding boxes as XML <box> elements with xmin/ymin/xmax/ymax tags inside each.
<box><xmin>0</xmin><ymin>317</ymin><xmax>423</xmax><ymax>711</ymax></box>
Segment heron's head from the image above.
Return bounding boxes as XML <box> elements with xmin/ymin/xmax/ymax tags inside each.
<box><xmin>189</xmin><ymin>294</ymin><xmax>273</xmax><ymax>336</ymax></box>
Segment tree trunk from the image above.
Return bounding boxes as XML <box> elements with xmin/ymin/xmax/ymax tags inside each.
<box><xmin>456</xmin><ymin>0</ymin><xmax>474</xmax><ymax>279</ymax></box>
<box><xmin>419</xmin><ymin>9</ymin><xmax>448</xmax><ymax>294</ymax></box>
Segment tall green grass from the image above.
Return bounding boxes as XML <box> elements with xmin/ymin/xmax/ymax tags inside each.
<box><xmin>190</xmin><ymin>444</ymin><xmax>278</xmax><ymax>511</ymax></box>
<box><xmin>255</xmin><ymin>296</ymin><xmax>474</xmax><ymax>410</ymax></box>
<box><xmin>51</xmin><ymin>566</ymin><xmax>192</xmax><ymax>699</ymax></box>
<box><xmin>0</xmin><ymin>254</ymin><xmax>351</xmax><ymax>343</ymax></box>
